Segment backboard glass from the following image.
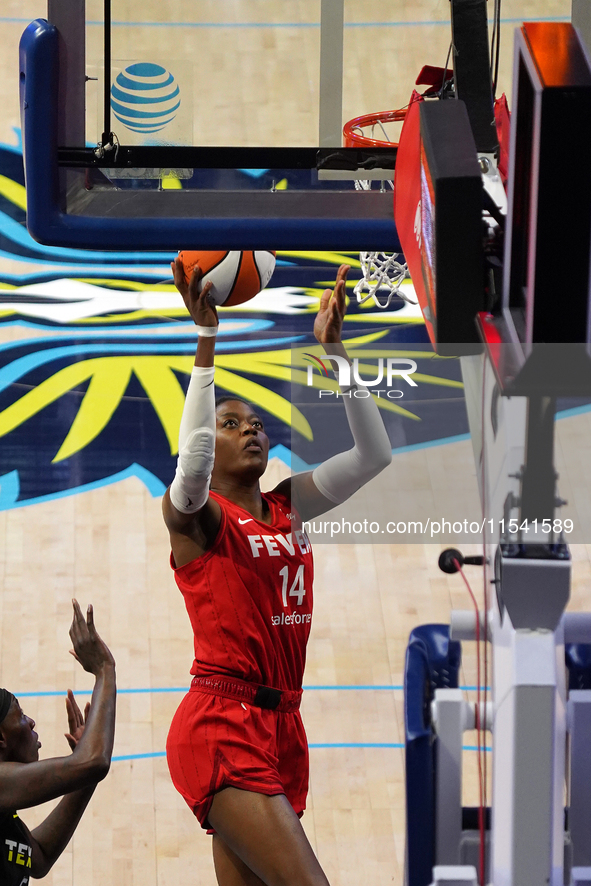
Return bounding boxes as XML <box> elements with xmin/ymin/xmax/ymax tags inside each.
<box><xmin>22</xmin><ymin>0</ymin><xmax>423</xmax><ymax>251</ymax></box>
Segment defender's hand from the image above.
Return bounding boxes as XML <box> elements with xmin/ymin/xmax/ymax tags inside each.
<box><xmin>64</xmin><ymin>689</ymin><xmax>90</xmax><ymax>751</ymax></box>
<box><xmin>314</xmin><ymin>264</ymin><xmax>350</xmax><ymax>344</ymax></box>
<box><xmin>69</xmin><ymin>600</ymin><xmax>115</xmax><ymax>677</ymax></box>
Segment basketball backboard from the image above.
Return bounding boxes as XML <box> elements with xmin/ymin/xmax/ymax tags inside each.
<box><xmin>20</xmin><ymin>0</ymin><xmax>407</xmax><ymax>251</ymax></box>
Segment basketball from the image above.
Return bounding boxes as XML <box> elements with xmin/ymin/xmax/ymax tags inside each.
<box><xmin>178</xmin><ymin>250</ymin><xmax>277</xmax><ymax>306</ymax></box>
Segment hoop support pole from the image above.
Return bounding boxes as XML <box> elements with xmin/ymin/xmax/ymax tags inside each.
<box><xmin>319</xmin><ymin>0</ymin><xmax>344</xmax><ymax>147</ymax></box>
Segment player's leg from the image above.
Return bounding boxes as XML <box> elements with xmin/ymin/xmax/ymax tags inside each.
<box><xmin>208</xmin><ymin>787</ymin><xmax>330</xmax><ymax>886</ymax></box>
<box><xmin>212</xmin><ymin>835</ymin><xmax>267</xmax><ymax>886</ymax></box>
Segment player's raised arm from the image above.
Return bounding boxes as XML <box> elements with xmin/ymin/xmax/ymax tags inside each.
<box><xmin>162</xmin><ymin>257</ymin><xmax>223</xmax><ymax>549</ymax></box>
<box><xmin>0</xmin><ymin>601</ymin><xmax>116</xmax><ymax>814</ymax></box>
<box><xmin>278</xmin><ymin>264</ymin><xmax>392</xmax><ymax>521</ymax></box>
<box><xmin>0</xmin><ymin>601</ymin><xmax>116</xmax><ymax>877</ymax></box>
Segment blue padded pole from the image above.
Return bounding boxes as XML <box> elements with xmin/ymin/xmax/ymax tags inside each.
<box><xmin>404</xmin><ymin>625</ymin><xmax>462</xmax><ymax>886</ymax></box>
<box><xmin>405</xmin><ymin>638</ymin><xmax>436</xmax><ymax>886</ymax></box>
<box><xmin>19</xmin><ymin>20</ymin><xmax>62</xmax><ymax>239</ymax></box>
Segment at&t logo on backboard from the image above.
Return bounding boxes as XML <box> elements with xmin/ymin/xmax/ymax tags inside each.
<box><xmin>110</xmin><ymin>63</ymin><xmax>181</xmax><ymax>135</ymax></box>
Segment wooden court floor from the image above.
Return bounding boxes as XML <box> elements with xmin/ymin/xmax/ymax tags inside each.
<box><xmin>0</xmin><ymin>2</ymin><xmax>584</xmax><ymax>885</ymax></box>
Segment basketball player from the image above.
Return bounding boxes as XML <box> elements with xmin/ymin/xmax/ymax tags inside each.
<box><xmin>0</xmin><ymin>600</ymin><xmax>116</xmax><ymax>885</ymax></box>
<box><xmin>163</xmin><ymin>260</ymin><xmax>392</xmax><ymax>886</ymax></box>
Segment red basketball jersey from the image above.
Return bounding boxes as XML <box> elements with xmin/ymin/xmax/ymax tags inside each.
<box><xmin>171</xmin><ymin>490</ymin><xmax>314</xmax><ymax>691</ymax></box>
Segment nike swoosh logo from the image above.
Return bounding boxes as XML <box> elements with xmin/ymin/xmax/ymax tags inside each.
<box><xmin>238</xmin><ymin>518</ymin><xmax>253</xmax><ymax>524</ymax></box>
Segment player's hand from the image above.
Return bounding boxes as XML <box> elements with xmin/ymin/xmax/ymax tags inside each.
<box><xmin>314</xmin><ymin>264</ymin><xmax>350</xmax><ymax>344</ymax></box>
<box><xmin>171</xmin><ymin>256</ymin><xmax>219</xmax><ymax>330</ymax></box>
<box><xmin>64</xmin><ymin>689</ymin><xmax>90</xmax><ymax>751</ymax></box>
<box><xmin>69</xmin><ymin>600</ymin><xmax>115</xmax><ymax>677</ymax></box>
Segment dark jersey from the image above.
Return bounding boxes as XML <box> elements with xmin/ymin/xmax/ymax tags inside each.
<box><xmin>0</xmin><ymin>811</ymin><xmax>31</xmax><ymax>885</ymax></box>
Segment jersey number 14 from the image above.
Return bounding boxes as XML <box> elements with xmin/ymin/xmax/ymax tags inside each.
<box><xmin>279</xmin><ymin>564</ymin><xmax>306</xmax><ymax>607</ymax></box>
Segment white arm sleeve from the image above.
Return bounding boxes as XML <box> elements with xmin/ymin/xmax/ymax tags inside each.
<box><xmin>312</xmin><ymin>383</ymin><xmax>392</xmax><ymax>504</ymax></box>
<box><xmin>169</xmin><ymin>365</ymin><xmax>216</xmax><ymax>514</ymax></box>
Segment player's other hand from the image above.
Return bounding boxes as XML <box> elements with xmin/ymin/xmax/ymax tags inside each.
<box><xmin>314</xmin><ymin>264</ymin><xmax>350</xmax><ymax>344</ymax></box>
<box><xmin>69</xmin><ymin>600</ymin><xmax>115</xmax><ymax>677</ymax></box>
<box><xmin>171</xmin><ymin>256</ymin><xmax>219</xmax><ymax>331</ymax></box>
<box><xmin>64</xmin><ymin>689</ymin><xmax>90</xmax><ymax>751</ymax></box>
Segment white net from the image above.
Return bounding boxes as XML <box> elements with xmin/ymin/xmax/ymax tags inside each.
<box><xmin>353</xmin><ymin>251</ymin><xmax>414</xmax><ymax>310</ymax></box>
<box><xmin>351</xmin><ymin>160</ymin><xmax>412</xmax><ymax>311</ymax></box>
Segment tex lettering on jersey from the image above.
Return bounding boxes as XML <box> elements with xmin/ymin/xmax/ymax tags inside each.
<box><xmin>4</xmin><ymin>838</ymin><xmax>31</xmax><ymax>867</ymax></box>
<box><xmin>4</xmin><ymin>832</ymin><xmax>32</xmax><ymax>881</ymax></box>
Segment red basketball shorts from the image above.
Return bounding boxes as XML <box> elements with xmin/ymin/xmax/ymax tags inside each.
<box><xmin>166</xmin><ymin>686</ymin><xmax>309</xmax><ymax>829</ymax></box>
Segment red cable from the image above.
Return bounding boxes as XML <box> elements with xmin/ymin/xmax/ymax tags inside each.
<box><xmin>481</xmin><ymin>546</ymin><xmax>489</xmax><ymax>883</ymax></box>
<box><xmin>478</xmin><ymin>349</ymin><xmax>490</xmax><ymax>883</ymax></box>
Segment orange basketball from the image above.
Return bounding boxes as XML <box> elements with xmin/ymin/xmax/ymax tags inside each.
<box><xmin>178</xmin><ymin>250</ymin><xmax>277</xmax><ymax>306</ymax></box>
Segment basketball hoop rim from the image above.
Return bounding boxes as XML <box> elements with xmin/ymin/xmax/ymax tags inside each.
<box><xmin>342</xmin><ymin>108</ymin><xmax>407</xmax><ymax>149</ymax></box>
